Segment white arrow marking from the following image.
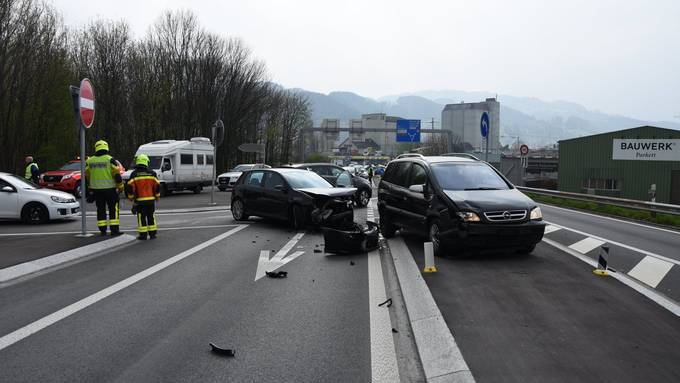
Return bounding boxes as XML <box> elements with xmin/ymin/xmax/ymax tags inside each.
<box><xmin>255</xmin><ymin>232</ymin><xmax>305</xmax><ymax>281</ymax></box>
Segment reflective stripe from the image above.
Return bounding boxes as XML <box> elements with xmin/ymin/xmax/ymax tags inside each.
<box><xmin>25</xmin><ymin>163</ymin><xmax>37</xmax><ymax>179</ymax></box>
<box><xmin>139</xmin><ymin>226</ymin><xmax>148</xmax><ymax>233</ymax></box>
<box><xmin>97</xmin><ymin>220</ymin><xmax>107</xmax><ymax>227</ymax></box>
<box><xmin>133</xmin><ymin>176</ymin><xmax>160</xmax><ymax>182</ymax></box>
<box><xmin>148</xmin><ymin>224</ymin><xmax>157</xmax><ymax>231</ymax></box>
<box><xmin>110</xmin><ymin>219</ymin><xmax>120</xmax><ymax>225</ymax></box>
<box><xmin>137</xmin><ymin>196</ymin><xmax>156</xmax><ymax>201</ymax></box>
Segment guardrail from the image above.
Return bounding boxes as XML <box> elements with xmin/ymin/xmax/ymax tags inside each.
<box><xmin>516</xmin><ymin>186</ymin><xmax>680</xmax><ymax>216</ymax></box>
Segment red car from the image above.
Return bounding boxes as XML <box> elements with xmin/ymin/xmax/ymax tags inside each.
<box><xmin>39</xmin><ymin>159</ymin><xmax>125</xmax><ymax>198</ymax></box>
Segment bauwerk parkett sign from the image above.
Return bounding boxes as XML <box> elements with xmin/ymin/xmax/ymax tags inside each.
<box><xmin>612</xmin><ymin>139</ymin><xmax>680</xmax><ymax>161</ymax></box>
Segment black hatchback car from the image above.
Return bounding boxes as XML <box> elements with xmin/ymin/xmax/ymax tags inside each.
<box><xmin>377</xmin><ymin>154</ymin><xmax>545</xmax><ymax>255</ymax></box>
<box><xmin>231</xmin><ymin>168</ymin><xmax>356</xmax><ymax>229</ymax></box>
<box><xmin>283</xmin><ymin>163</ymin><xmax>372</xmax><ymax>207</ymax></box>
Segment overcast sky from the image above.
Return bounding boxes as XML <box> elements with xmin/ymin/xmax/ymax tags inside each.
<box><xmin>52</xmin><ymin>0</ymin><xmax>680</xmax><ymax>121</ymax></box>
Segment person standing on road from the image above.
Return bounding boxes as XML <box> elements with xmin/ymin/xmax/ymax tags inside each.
<box><xmin>24</xmin><ymin>156</ymin><xmax>40</xmax><ymax>183</ymax></box>
<box><xmin>367</xmin><ymin>165</ymin><xmax>374</xmax><ymax>187</ymax></box>
<box><xmin>126</xmin><ymin>154</ymin><xmax>160</xmax><ymax>240</ymax></box>
<box><xmin>85</xmin><ymin>140</ymin><xmax>124</xmax><ymax>236</ymax></box>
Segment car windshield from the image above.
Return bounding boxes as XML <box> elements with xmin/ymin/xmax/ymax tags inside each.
<box><xmin>7</xmin><ymin>174</ymin><xmax>38</xmax><ymax>189</ymax></box>
<box><xmin>232</xmin><ymin>164</ymin><xmax>253</xmax><ymax>172</ymax></box>
<box><xmin>148</xmin><ymin>156</ymin><xmax>162</xmax><ymax>169</ymax></box>
<box><xmin>282</xmin><ymin>170</ymin><xmax>333</xmax><ymax>189</ymax></box>
<box><xmin>60</xmin><ymin>162</ymin><xmax>81</xmax><ymax>171</ymax></box>
<box><xmin>431</xmin><ymin>163</ymin><xmax>510</xmax><ymax>191</ymax></box>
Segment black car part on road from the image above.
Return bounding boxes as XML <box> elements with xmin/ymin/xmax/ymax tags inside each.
<box><xmin>322</xmin><ymin>221</ymin><xmax>379</xmax><ymax>254</ymax></box>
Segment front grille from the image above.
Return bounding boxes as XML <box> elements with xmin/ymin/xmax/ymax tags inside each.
<box><xmin>43</xmin><ymin>175</ymin><xmax>62</xmax><ymax>182</ymax></box>
<box><xmin>483</xmin><ymin>210</ymin><xmax>527</xmax><ymax>222</ymax></box>
<box><xmin>218</xmin><ymin>178</ymin><xmax>228</xmax><ymax>184</ymax></box>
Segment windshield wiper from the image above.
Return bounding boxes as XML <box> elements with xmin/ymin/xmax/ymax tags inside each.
<box><xmin>463</xmin><ymin>187</ymin><xmax>500</xmax><ymax>191</ymax></box>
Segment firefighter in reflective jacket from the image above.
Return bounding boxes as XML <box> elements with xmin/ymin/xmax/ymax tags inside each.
<box><xmin>126</xmin><ymin>154</ymin><xmax>160</xmax><ymax>240</ymax></box>
<box><xmin>85</xmin><ymin>140</ymin><xmax>124</xmax><ymax>236</ymax></box>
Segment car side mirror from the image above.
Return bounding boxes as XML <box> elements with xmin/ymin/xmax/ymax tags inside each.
<box><xmin>274</xmin><ymin>185</ymin><xmax>288</xmax><ymax>193</ymax></box>
<box><xmin>408</xmin><ymin>184</ymin><xmax>424</xmax><ymax>193</ymax></box>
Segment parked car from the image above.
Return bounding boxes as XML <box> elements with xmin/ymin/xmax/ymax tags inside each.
<box><xmin>0</xmin><ymin>172</ymin><xmax>80</xmax><ymax>224</ymax></box>
<box><xmin>217</xmin><ymin>164</ymin><xmax>271</xmax><ymax>192</ymax></box>
<box><xmin>283</xmin><ymin>163</ymin><xmax>372</xmax><ymax>207</ymax></box>
<box><xmin>122</xmin><ymin>137</ymin><xmax>214</xmax><ymax>196</ymax></box>
<box><xmin>230</xmin><ymin>168</ymin><xmax>356</xmax><ymax>229</ymax></box>
<box><xmin>39</xmin><ymin>159</ymin><xmax>125</xmax><ymax>198</ymax></box>
<box><xmin>377</xmin><ymin>154</ymin><xmax>545</xmax><ymax>256</ymax></box>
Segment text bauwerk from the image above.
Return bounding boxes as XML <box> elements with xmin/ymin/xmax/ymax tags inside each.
<box><xmin>613</xmin><ymin>139</ymin><xmax>680</xmax><ymax>161</ymax></box>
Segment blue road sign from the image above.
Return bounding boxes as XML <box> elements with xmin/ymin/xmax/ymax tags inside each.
<box><xmin>396</xmin><ymin>119</ymin><xmax>421</xmax><ymax>143</ymax></box>
<box><xmin>480</xmin><ymin>112</ymin><xmax>489</xmax><ymax>138</ymax></box>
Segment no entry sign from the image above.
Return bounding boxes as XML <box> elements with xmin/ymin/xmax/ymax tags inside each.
<box><xmin>520</xmin><ymin>144</ymin><xmax>529</xmax><ymax>156</ymax></box>
<box><xmin>79</xmin><ymin>78</ymin><xmax>95</xmax><ymax>128</ymax></box>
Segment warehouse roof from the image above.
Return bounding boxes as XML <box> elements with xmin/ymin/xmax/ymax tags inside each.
<box><xmin>559</xmin><ymin>125</ymin><xmax>680</xmax><ymax>143</ymax></box>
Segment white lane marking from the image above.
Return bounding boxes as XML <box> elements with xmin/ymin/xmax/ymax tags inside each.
<box><xmin>254</xmin><ymin>233</ymin><xmax>305</xmax><ymax>281</ymax></box>
<box><xmin>0</xmin><ymin>234</ymin><xmax>136</xmax><ymax>283</ymax></box>
<box><xmin>568</xmin><ymin>237</ymin><xmax>605</xmax><ymax>254</ymax></box>
<box><xmin>627</xmin><ymin>256</ymin><xmax>674</xmax><ymax>288</ymax></box>
<box><xmin>545</xmin><ymin>221</ymin><xmax>680</xmax><ymax>267</ymax></box>
<box><xmin>0</xmin><ymin>224</ymin><xmax>237</xmax><ymax>237</ymax></box>
<box><xmin>368</xmin><ymin>246</ymin><xmax>400</xmax><ymax>382</ymax></box>
<box><xmin>542</xmin><ymin>237</ymin><xmax>680</xmax><ymax>317</ymax></box>
<box><xmin>539</xmin><ymin>203</ymin><xmax>680</xmax><ymax>236</ymax></box>
<box><xmin>544</xmin><ymin>225</ymin><xmax>561</xmax><ymax>234</ymax></box>
<box><xmin>367</xmin><ymin>200</ymin><xmax>375</xmax><ymax>222</ymax></box>
<box><xmin>0</xmin><ymin>225</ymin><xmax>248</xmax><ymax>351</ymax></box>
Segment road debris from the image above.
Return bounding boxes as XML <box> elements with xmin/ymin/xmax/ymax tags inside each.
<box><xmin>210</xmin><ymin>343</ymin><xmax>235</xmax><ymax>357</ymax></box>
<box><xmin>265</xmin><ymin>271</ymin><xmax>288</xmax><ymax>278</ymax></box>
<box><xmin>378</xmin><ymin>298</ymin><xmax>392</xmax><ymax>307</ymax></box>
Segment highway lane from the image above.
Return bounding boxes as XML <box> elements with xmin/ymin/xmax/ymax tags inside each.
<box><xmin>539</xmin><ymin>202</ymin><xmax>680</xmax><ymax>261</ymax></box>
<box><xmin>400</xmin><ymin>233</ymin><xmax>680</xmax><ymax>383</ymax></box>
<box><xmin>0</xmin><ymin>208</ymin><xmax>390</xmax><ymax>382</ymax></box>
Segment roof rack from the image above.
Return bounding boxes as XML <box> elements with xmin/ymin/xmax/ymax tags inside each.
<box><xmin>396</xmin><ymin>153</ymin><xmax>425</xmax><ymax>159</ymax></box>
<box><xmin>440</xmin><ymin>153</ymin><xmax>480</xmax><ymax>161</ymax></box>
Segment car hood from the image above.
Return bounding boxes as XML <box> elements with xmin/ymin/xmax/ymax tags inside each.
<box><xmin>218</xmin><ymin>171</ymin><xmax>241</xmax><ymax>178</ymax></box>
<box><xmin>42</xmin><ymin>170</ymin><xmax>78</xmax><ymax>176</ymax></box>
<box><xmin>442</xmin><ymin>189</ymin><xmax>534</xmax><ymax>211</ymax></box>
<box><xmin>29</xmin><ymin>187</ymin><xmax>76</xmax><ymax>200</ymax></box>
<box><xmin>298</xmin><ymin>187</ymin><xmax>357</xmax><ymax>198</ymax></box>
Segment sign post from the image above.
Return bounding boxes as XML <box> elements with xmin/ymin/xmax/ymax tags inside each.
<box><xmin>520</xmin><ymin>144</ymin><xmax>529</xmax><ymax>168</ymax></box>
<box><xmin>481</xmin><ymin>112</ymin><xmax>489</xmax><ymax>162</ymax></box>
<box><xmin>71</xmin><ymin>78</ymin><xmax>95</xmax><ymax>237</ymax></box>
<box><xmin>210</xmin><ymin>119</ymin><xmax>224</xmax><ymax>205</ymax></box>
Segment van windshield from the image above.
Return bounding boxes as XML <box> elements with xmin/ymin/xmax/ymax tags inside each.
<box><xmin>431</xmin><ymin>163</ymin><xmax>510</xmax><ymax>191</ymax></box>
<box><xmin>131</xmin><ymin>156</ymin><xmax>162</xmax><ymax>169</ymax></box>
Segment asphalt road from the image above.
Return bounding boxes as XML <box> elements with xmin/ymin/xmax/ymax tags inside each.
<box><xmin>0</xmin><ymin>204</ymin><xmax>391</xmax><ymax>382</ymax></box>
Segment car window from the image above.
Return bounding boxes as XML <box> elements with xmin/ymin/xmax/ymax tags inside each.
<box><xmin>409</xmin><ymin>164</ymin><xmax>427</xmax><ymax>186</ymax></box>
<box><xmin>148</xmin><ymin>156</ymin><xmax>162</xmax><ymax>169</ymax></box>
<box><xmin>206</xmin><ymin>155</ymin><xmax>214</xmax><ymax>165</ymax></box>
<box><xmin>330</xmin><ymin>167</ymin><xmax>344</xmax><ymax>177</ymax></box>
<box><xmin>336</xmin><ymin>171</ymin><xmax>352</xmax><ymax>187</ymax></box>
<box><xmin>162</xmin><ymin>158</ymin><xmax>172</xmax><ymax>170</ymax></box>
<box><xmin>197</xmin><ymin>155</ymin><xmax>204</xmax><ymax>165</ymax></box>
<box><xmin>431</xmin><ymin>163</ymin><xmax>510</xmax><ymax>190</ymax></box>
<box><xmin>310</xmin><ymin>166</ymin><xmax>330</xmax><ymax>176</ymax></box>
<box><xmin>7</xmin><ymin>174</ymin><xmax>37</xmax><ymax>189</ymax></box>
<box><xmin>0</xmin><ymin>178</ymin><xmax>16</xmax><ymax>191</ymax></box>
<box><xmin>180</xmin><ymin>154</ymin><xmax>193</xmax><ymax>165</ymax></box>
<box><xmin>283</xmin><ymin>171</ymin><xmax>333</xmax><ymax>188</ymax></box>
<box><xmin>60</xmin><ymin>162</ymin><xmax>81</xmax><ymax>171</ymax></box>
<box><xmin>245</xmin><ymin>171</ymin><xmax>265</xmax><ymax>186</ymax></box>
<box><xmin>392</xmin><ymin>162</ymin><xmax>412</xmax><ymax>187</ymax></box>
<box><xmin>264</xmin><ymin>172</ymin><xmax>285</xmax><ymax>190</ymax></box>
<box><xmin>233</xmin><ymin>164</ymin><xmax>253</xmax><ymax>172</ymax></box>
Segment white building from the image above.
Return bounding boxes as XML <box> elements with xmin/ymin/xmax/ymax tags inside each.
<box><xmin>441</xmin><ymin>98</ymin><xmax>500</xmax><ymax>158</ymax></box>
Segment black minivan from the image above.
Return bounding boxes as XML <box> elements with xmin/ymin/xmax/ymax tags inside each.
<box><xmin>377</xmin><ymin>154</ymin><xmax>545</xmax><ymax>255</ymax></box>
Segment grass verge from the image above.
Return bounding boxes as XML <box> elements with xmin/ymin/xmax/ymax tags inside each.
<box><xmin>526</xmin><ymin>193</ymin><xmax>680</xmax><ymax>229</ymax></box>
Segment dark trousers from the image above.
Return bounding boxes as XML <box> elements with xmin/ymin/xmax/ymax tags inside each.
<box><xmin>136</xmin><ymin>203</ymin><xmax>157</xmax><ymax>238</ymax></box>
<box><xmin>93</xmin><ymin>189</ymin><xmax>119</xmax><ymax>234</ymax></box>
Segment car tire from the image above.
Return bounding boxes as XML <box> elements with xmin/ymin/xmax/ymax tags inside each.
<box><xmin>291</xmin><ymin>204</ymin><xmax>306</xmax><ymax>230</ymax></box>
<box><xmin>516</xmin><ymin>245</ymin><xmax>536</xmax><ymax>254</ymax></box>
<box><xmin>193</xmin><ymin>185</ymin><xmax>202</xmax><ymax>194</ymax></box>
<box><xmin>21</xmin><ymin>202</ymin><xmax>49</xmax><ymax>224</ymax></box>
<box><xmin>428</xmin><ymin>219</ymin><xmax>443</xmax><ymax>257</ymax></box>
<box><xmin>379</xmin><ymin>210</ymin><xmax>397</xmax><ymax>238</ymax></box>
<box><xmin>355</xmin><ymin>188</ymin><xmax>370</xmax><ymax>207</ymax></box>
<box><xmin>74</xmin><ymin>182</ymin><xmax>82</xmax><ymax>199</ymax></box>
<box><xmin>231</xmin><ymin>198</ymin><xmax>249</xmax><ymax>221</ymax></box>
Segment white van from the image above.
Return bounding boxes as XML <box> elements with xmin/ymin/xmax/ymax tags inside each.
<box><xmin>123</xmin><ymin>137</ymin><xmax>214</xmax><ymax>196</ymax></box>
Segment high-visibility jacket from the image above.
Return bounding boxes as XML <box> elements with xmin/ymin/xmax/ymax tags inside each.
<box><xmin>86</xmin><ymin>154</ymin><xmax>122</xmax><ymax>190</ymax></box>
<box><xmin>126</xmin><ymin>167</ymin><xmax>160</xmax><ymax>203</ymax></box>
<box><xmin>25</xmin><ymin>163</ymin><xmax>38</xmax><ymax>180</ymax></box>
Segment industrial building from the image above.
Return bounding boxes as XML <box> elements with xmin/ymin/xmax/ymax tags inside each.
<box><xmin>558</xmin><ymin>126</ymin><xmax>680</xmax><ymax>204</ymax></box>
<box><xmin>441</xmin><ymin>98</ymin><xmax>500</xmax><ymax>162</ymax></box>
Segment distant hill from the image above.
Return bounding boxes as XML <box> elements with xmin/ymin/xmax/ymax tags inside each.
<box><xmin>296</xmin><ymin>88</ymin><xmax>680</xmax><ymax>147</ymax></box>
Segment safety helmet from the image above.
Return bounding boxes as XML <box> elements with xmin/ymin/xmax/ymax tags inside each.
<box><xmin>94</xmin><ymin>140</ymin><xmax>109</xmax><ymax>152</ymax></box>
<box><xmin>135</xmin><ymin>154</ymin><xmax>150</xmax><ymax>167</ymax></box>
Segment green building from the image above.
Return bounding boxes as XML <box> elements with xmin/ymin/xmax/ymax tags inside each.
<box><xmin>558</xmin><ymin>126</ymin><xmax>680</xmax><ymax>204</ymax></box>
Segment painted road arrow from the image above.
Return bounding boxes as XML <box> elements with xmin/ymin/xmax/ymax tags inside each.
<box><xmin>255</xmin><ymin>232</ymin><xmax>305</xmax><ymax>281</ymax></box>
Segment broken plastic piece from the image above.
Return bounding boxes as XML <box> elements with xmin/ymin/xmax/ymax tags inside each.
<box><xmin>322</xmin><ymin>221</ymin><xmax>379</xmax><ymax>254</ymax></box>
<box><xmin>313</xmin><ymin>249</ymin><xmax>322</xmax><ymax>253</ymax></box>
<box><xmin>350</xmin><ymin>261</ymin><xmax>355</xmax><ymax>266</ymax></box>
<box><xmin>210</xmin><ymin>343</ymin><xmax>235</xmax><ymax>357</ymax></box>
<box><xmin>378</xmin><ymin>298</ymin><xmax>392</xmax><ymax>307</ymax></box>
<box><xmin>392</xmin><ymin>328</ymin><xmax>399</xmax><ymax>333</ymax></box>
<box><xmin>265</xmin><ymin>271</ymin><xmax>288</xmax><ymax>278</ymax></box>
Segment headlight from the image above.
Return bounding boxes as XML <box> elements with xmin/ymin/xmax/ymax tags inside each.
<box><xmin>530</xmin><ymin>207</ymin><xmax>543</xmax><ymax>220</ymax></box>
<box><xmin>456</xmin><ymin>211</ymin><xmax>481</xmax><ymax>222</ymax></box>
<box><xmin>62</xmin><ymin>173</ymin><xmax>73</xmax><ymax>180</ymax></box>
<box><xmin>51</xmin><ymin>196</ymin><xmax>75</xmax><ymax>203</ymax></box>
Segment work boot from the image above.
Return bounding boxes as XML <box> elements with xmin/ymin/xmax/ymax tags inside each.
<box><xmin>137</xmin><ymin>233</ymin><xmax>147</xmax><ymax>240</ymax></box>
<box><xmin>149</xmin><ymin>232</ymin><xmax>157</xmax><ymax>240</ymax></box>
<box><xmin>110</xmin><ymin>227</ymin><xmax>121</xmax><ymax>236</ymax></box>
<box><xmin>99</xmin><ymin>228</ymin><xmax>107</xmax><ymax>237</ymax></box>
